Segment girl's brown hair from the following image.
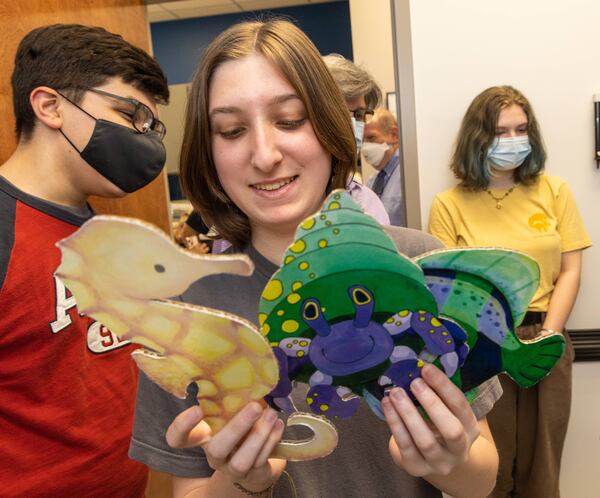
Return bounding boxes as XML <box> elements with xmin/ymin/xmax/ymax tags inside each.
<box><xmin>180</xmin><ymin>19</ymin><xmax>356</xmax><ymax>248</ymax></box>
<box><xmin>450</xmin><ymin>85</ymin><xmax>546</xmax><ymax>190</ymax></box>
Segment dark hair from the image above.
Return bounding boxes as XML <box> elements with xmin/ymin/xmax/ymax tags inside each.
<box><xmin>12</xmin><ymin>24</ymin><xmax>169</xmax><ymax>141</ymax></box>
<box><xmin>180</xmin><ymin>19</ymin><xmax>356</xmax><ymax>249</ymax></box>
<box><xmin>450</xmin><ymin>85</ymin><xmax>546</xmax><ymax>190</ymax></box>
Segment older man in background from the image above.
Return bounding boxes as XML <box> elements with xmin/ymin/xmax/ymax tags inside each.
<box><xmin>363</xmin><ymin>109</ymin><xmax>405</xmax><ymax>226</ymax></box>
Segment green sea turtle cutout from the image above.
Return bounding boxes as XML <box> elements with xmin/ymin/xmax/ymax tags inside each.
<box><xmin>260</xmin><ymin>190</ymin><xmax>565</xmax><ymax>419</ymax></box>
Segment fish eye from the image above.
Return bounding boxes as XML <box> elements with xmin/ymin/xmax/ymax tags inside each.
<box><xmin>303</xmin><ymin>301</ymin><xmax>320</xmax><ymax>320</ymax></box>
<box><xmin>352</xmin><ymin>287</ymin><xmax>371</xmax><ymax>304</ymax></box>
<box><xmin>154</xmin><ymin>264</ymin><xmax>166</xmax><ymax>273</ymax></box>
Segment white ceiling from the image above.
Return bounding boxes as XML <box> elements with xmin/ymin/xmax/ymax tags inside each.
<box><xmin>146</xmin><ymin>0</ymin><xmax>344</xmax><ymax>23</ymax></box>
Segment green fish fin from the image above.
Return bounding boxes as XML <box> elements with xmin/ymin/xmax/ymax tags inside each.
<box><xmin>502</xmin><ymin>333</ymin><xmax>566</xmax><ymax>387</ymax></box>
<box><xmin>416</xmin><ymin>247</ymin><xmax>540</xmax><ymax>327</ymax></box>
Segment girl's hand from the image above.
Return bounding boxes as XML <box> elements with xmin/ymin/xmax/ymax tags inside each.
<box><xmin>166</xmin><ymin>402</ymin><xmax>286</xmax><ymax>493</ymax></box>
<box><xmin>382</xmin><ymin>363</ymin><xmax>480</xmax><ymax>477</ymax></box>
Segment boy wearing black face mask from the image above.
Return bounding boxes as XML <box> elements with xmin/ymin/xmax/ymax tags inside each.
<box><xmin>0</xmin><ymin>24</ymin><xmax>169</xmax><ymax>498</ymax></box>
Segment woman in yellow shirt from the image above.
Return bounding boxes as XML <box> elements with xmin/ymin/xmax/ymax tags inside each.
<box><xmin>429</xmin><ymin>85</ymin><xmax>591</xmax><ymax>498</ymax></box>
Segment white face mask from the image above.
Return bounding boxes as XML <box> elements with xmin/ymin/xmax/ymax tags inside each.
<box><xmin>351</xmin><ymin>117</ymin><xmax>365</xmax><ymax>150</ymax></box>
<box><xmin>487</xmin><ymin>135</ymin><xmax>532</xmax><ymax>170</ymax></box>
<box><xmin>361</xmin><ymin>141</ymin><xmax>390</xmax><ymax>167</ymax></box>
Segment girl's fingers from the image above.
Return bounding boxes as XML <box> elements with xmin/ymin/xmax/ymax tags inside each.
<box><xmin>420</xmin><ymin>364</ymin><xmax>479</xmax><ymax>443</ymax></box>
<box><xmin>384</xmin><ymin>366</ymin><xmax>484</xmax><ymax>477</ymax></box>
<box><xmin>166</xmin><ymin>405</ymin><xmax>212</xmax><ymax>449</ymax></box>
<box><xmin>382</xmin><ymin>391</ymin><xmax>428</xmax><ymax>470</ymax></box>
<box><xmin>409</xmin><ymin>375</ymin><xmax>467</xmax><ymax>457</ymax></box>
<box><xmin>382</xmin><ymin>394</ymin><xmax>412</xmax><ymax>450</ymax></box>
<box><xmin>253</xmin><ymin>418</ymin><xmax>286</xmax><ymax>468</ymax></box>
<box><xmin>388</xmin><ymin>386</ymin><xmax>447</xmax><ymax>463</ymax></box>
<box><xmin>225</xmin><ymin>409</ymin><xmax>281</xmax><ymax>477</ymax></box>
<box><xmin>204</xmin><ymin>402</ymin><xmax>263</xmax><ymax>463</ymax></box>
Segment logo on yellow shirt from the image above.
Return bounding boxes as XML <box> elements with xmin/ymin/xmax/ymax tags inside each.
<box><xmin>528</xmin><ymin>213</ymin><xmax>550</xmax><ymax>232</ymax></box>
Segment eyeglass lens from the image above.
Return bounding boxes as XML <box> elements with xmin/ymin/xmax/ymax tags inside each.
<box><xmin>352</xmin><ymin>109</ymin><xmax>374</xmax><ymax>123</ymax></box>
<box><xmin>87</xmin><ymin>87</ymin><xmax>166</xmax><ymax>138</ymax></box>
<box><xmin>132</xmin><ymin>103</ymin><xmax>166</xmax><ymax>138</ymax></box>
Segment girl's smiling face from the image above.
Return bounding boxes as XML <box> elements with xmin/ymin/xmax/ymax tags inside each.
<box><xmin>208</xmin><ymin>53</ymin><xmax>332</xmax><ymax>242</ymax></box>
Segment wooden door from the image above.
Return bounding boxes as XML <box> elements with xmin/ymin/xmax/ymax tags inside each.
<box><xmin>0</xmin><ymin>2</ymin><xmax>173</xmax><ymax>496</ymax></box>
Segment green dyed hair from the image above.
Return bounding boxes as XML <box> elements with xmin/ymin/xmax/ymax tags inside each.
<box><xmin>450</xmin><ymin>85</ymin><xmax>546</xmax><ymax>190</ymax></box>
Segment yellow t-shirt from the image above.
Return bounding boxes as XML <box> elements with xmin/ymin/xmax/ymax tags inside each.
<box><xmin>428</xmin><ymin>175</ymin><xmax>592</xmax><ymax>311</ymax></box>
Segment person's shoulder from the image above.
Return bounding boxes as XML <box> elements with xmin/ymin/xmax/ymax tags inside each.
<box><xmin>349</xmin><ymin>180</ymin><xmax>384</xmax><ymax>204</ymax></box>
<box><xmin>535</xmin><ymin>173</ymin><xmax>568</xmax><ymax>188</ymax></box>
<box><xmin>432</xmin><ymin>184</ymin><xmax>466</xmax><ymax>204</ymax></box>
<box><xmin>0</xmin><ymin>175</ymin><xmax>93</xmax><ymax>226</ymax></box>
<box><xmin>349</xmin><ymin>180</ymin><xmax>373</xmax><ymax>197</ymax></box>
<box><xmin>534</xmin><ymin>174</ymin><xmax>571</xmax><ymax>196</ymax></box>
<box><xmin>0</xmin><ymin>178</ymin><xmax>16</xmax><ymax>210</ymax></box>
<box><xmin>0</xmin><ymin>185</ymin><xmax>17</xmax><ymax>291</ymax></box>
<box><xmin>383</xmin><ymin>225</ymin><xmax>445</xmax><ymax>257</ymax></box>
<box><xmin>346</xmin><ymin>182</ymin><xmax>391</xmax><ymax>225</ymax></box>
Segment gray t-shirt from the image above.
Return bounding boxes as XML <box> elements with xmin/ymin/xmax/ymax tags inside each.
<box><xmin>129</xmin><ymin>226</ymin><xmax>502</xmax><ymax>497</ymax></box>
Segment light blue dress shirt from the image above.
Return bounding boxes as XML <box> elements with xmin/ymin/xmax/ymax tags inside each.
<box><xmin>367</xmin><ymin>150</ymin><xmax>405</xmax><ymax>226</ymax></box>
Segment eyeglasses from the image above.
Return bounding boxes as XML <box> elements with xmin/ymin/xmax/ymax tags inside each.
<box><xmin>350</xmin><ymin>108</ymin><xmax>374</xmax><ymax>123</ymax></box>
<box><xmin>87</xmin><ymin>88</ymin><xmax>167</xmax><ymax>140</ymax></box>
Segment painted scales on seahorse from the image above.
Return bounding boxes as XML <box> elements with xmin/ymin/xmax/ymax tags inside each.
<box><xmin>55</xmin><ymin>216</ymin><xmax>337</xmax><ymax>461</ymax></box>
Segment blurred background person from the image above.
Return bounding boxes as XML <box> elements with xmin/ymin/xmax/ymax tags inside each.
<box><xmin>172</xmin><ymin>210</ymin><xmax>212</xmax><ymax>254</ymax></box>
<box><xmin>428</xmin><ymin>85</ymin><xmax>592</xmax><ymax>498</ymax></box>
<box><xmin>363</xmin><ymin>108</ymin><xmax>405</xmax><ymax>226</ymax></box>
<box><xmin>323</xmin><ymin>53</ymin><xmax>389</xmax><ymax>225</ymax></box>
<box><xmin>323</xmin><ymin>53</ymin><xmax>381</xmax><ymax>153</ymax></box>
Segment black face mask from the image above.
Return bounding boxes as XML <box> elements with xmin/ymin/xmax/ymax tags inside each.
<box><xmin>59</xmin><ymin>103</ymin><xmax>166</xmax><ymax>193</ymax></box>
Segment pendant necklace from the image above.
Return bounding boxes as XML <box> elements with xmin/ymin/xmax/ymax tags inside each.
<box><xmin>485</xmin><ymin>186</ymin><xmax>515</xmax><ymax>209</ymax></box>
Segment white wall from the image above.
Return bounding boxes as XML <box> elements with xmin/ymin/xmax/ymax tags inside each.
<box><xmin>562</xmin><ymin>362</ymin><xmax>600</xmax><ymax>498</ymax></box>
<box><xmin>394</xmin><ymin>1</ymin><xmax>600</xmax><ymax>495</ymax></box>
<box><xmin>348</xmin><ymin>0</ymin><xmax>395</xmax><ymax>95</ymax></box>
<box><xmin>400</xmin><ymin>0</ymin><xmax>599</xmax><ymax>330</ymax></box>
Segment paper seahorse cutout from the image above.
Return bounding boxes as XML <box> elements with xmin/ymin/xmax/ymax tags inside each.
<box><xmin>55</xmin><ymin>216</ymin><xmax>337</xmax><ymax>461</ymax></box>
<box><xmin>259</xmin><ymin>191</ymin><xmax>565</xmax><ymax>420</ymax></box>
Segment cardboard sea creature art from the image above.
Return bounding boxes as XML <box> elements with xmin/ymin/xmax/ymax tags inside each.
<box><xmin>55</xmin><ymin>217</ymin><xmax>337</xmax><ymax>461</ymax></box>
<box><xmin>55</xmin><ymin>190</ymin><xmax>565</xmax><ymax>459</ymax></box>
<box><xmin>259</xmin><ymin>191</ymin><xmax>565</xmax><ymax>419</ymax></box>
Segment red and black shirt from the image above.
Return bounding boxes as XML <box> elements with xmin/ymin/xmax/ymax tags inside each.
<box><xmin>0</xmin><ymin>176</ymin><xmax>147</xmax><ymax>497</ymax></box>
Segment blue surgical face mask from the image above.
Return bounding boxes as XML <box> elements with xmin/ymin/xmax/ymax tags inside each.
<box><xmin>352</xmin><ymin>117</ymin><xmax>365</xmax><ymax>151</ymax></box>
<box><xmin>486</xmin><ymin>135</ymin><xmax>532</xmax><ymax>171</ymax></box>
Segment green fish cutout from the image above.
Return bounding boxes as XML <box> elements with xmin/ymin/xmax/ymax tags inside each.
<box><xmin>260</xmin><ymin>190</ymin><xmax>565</xmax><ymax>420</ymax></box>
<box><xmin>416</xmin><ymin>249</ymin><xmax>565</xmax><ymax>390</ymax></box>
